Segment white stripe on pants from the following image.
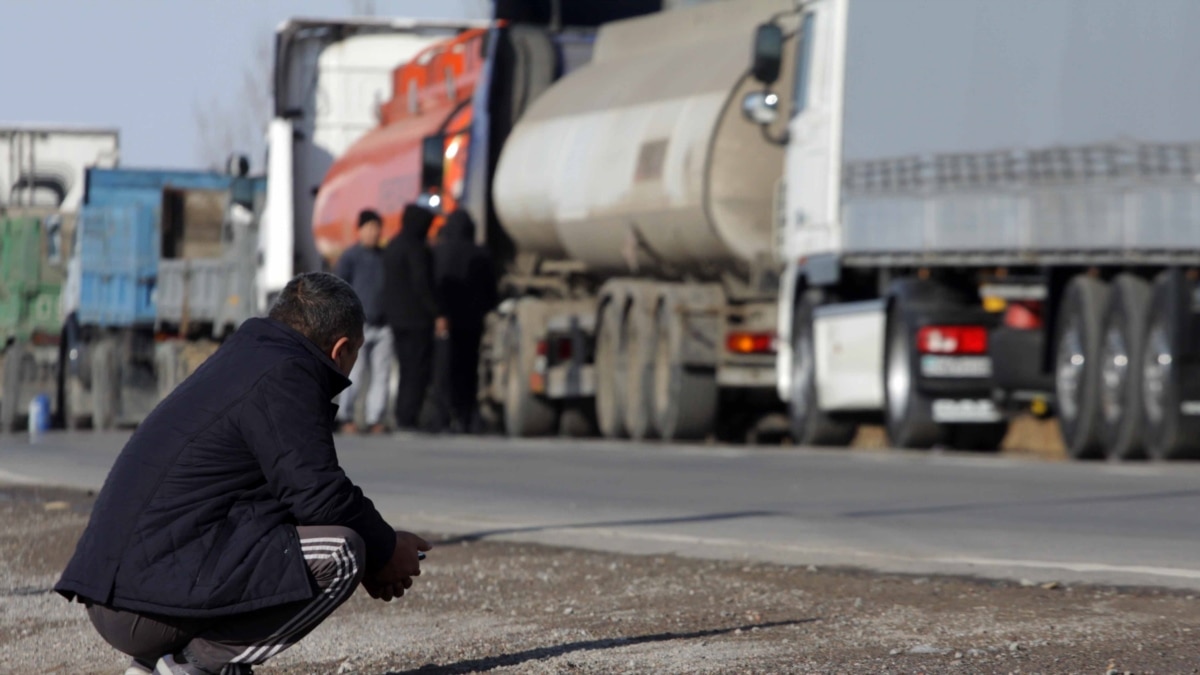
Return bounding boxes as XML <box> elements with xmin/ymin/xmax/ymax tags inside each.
<box><xmin>226</xmin><ymin>535</ymin><xmax>361</xmax><ymax>665</ymax></box>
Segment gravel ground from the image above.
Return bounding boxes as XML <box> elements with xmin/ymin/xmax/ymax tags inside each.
<box><xmin>3</xmin><ymin>483</ymin><xmax>1199</xmax><ymax>674</ymax></box>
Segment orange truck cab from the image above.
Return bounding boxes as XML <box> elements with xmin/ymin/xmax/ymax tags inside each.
<box><xmin>312</xmin><ymin>28</ymin><xmax>485</xmax><ymax>260</ymax></box>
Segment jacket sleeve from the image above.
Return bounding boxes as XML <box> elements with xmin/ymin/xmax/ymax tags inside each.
<box><xmin>239</xmin><ymin>359</ymin><xmax>396</xmax><ymax>574</ymax></box>
<box><xmin>408</xmin><ymin>247</ymin><xmax>443</xmax><ymax>318</ymax></box>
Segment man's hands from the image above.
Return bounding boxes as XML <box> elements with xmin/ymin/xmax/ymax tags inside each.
<box><xmin>435</xmin><ymin>316</ymin><xmax>449</xmax><ymax>339</ymax></box>
<box><xmin>363</xmin><ymin>530</ymin><xmax>432</xmax><ymax>602</ymax></box>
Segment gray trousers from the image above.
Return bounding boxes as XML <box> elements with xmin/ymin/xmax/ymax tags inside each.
<box><xmin>87</xmin><ymin>525</ymin><xmax>366</xmax><ymax>673</ymax></box>
<box><xmin>338</xmin><ymin>324</ymin><xmax>393</xmax><ymax>427</ymax></box>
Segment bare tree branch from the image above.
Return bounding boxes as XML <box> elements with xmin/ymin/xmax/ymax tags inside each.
<box><xmin>192</xmin><ymin>30</ymin><xmax>272</xmax><ymax>172</ymax></box>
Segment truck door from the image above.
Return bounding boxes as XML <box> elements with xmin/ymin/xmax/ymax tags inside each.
<box><xmin>777</xmin><ymin>0</ymin><xmax>850</xmax><ymax>401</ymax></box>
<box><xmin>783</xmin><ymin>0</ymin><xmax>848</xmax><ymax>262</ymax></box>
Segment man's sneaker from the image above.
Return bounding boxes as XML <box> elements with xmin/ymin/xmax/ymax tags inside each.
<box><xmin>124</xmin><ymin>658</ymin><xmax>154</xmax><ymax>675</ymax></box>
<box><xmin>151</xmin><ymin>654</ymin><xmax>254</xmax><ymax>675</ymax></box>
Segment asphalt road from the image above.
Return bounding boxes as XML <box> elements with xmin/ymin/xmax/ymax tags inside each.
<box><xmin>3</xmin><ymin>430</ymin><xmax>1199</xmax><ymax>590</ymax></box>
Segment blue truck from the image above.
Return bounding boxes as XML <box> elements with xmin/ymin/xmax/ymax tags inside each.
<box><xmin>60</xmin><ymin>163</ymin><xmax>265</xmax><ymax>430</ymax></box>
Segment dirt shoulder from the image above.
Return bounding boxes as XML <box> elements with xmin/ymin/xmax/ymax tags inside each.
<box><xmin>2</xmin><ymin>483</ymin><xmax>1197</xmax><ymax>674</ymax></box>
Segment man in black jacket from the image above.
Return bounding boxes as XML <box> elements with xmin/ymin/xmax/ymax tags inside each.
<box><xmin>56</xmin><ymin>272</ymin><xmax>430</xmax><ymax>675</ymax></box>
<box><xmin>433</xmin><ymin>209</ymin><xmax>498</xmax><ymax>432</ymax></box>
<box><xmin>383</xmin><ymin>204</ymin><xmax>446</xmax><ymax>431</ymax></box>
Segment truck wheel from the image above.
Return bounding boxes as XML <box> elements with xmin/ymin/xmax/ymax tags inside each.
<box><xmin>884</xmin><ymin>298</ymin><xmax>942</xmax><ymax>448</ymax></box>
<box><xmin>0</xmin><ymin>344</ymin><xmax>25</xmax><ymax>433</ymax></box>
<box><xmin>948</xmin><ymin>422</ymin><xmax>1008</xmax><ymax>452</ymax></box>
<box><xmin>622</xmin><ymin>294</ymin><xmax>659</xmax><ymax>441</ymax></box>
<box><xmin>1099</xmin><ymin>274</ymin><xmax>1150</xmax><ymax>461</ymax></box>
<box><xmin>503</xmin><ymin>302</ymin><xmax>557</xmax><ymax>437</ymax></box>
<box><xmin>62</xmin><ymin>374</ymin><xmax>87</xmax><ymax>431</ymax></box>
<box><xmin>90</xmin><ymin>338</ymin><xmax>118</xmax><ymax>431</ymax></box>
<box><xmin>789</xmin><ymin>292</ymin><xmax>855</xmax><ymax>446</ymax></box>
<box><xmin>155</xmin><ymin>341</ymin><xmax>187</xmax><ymax>403</ymax></box>
<box><xmin>559</xmin><ymin>405</ymin><xmax>597</xmax><ymax>437</ymax></box>
<box><xmin>594</xmin><ymin>298</ymin><xmax>628</xmax><ymax>439</ymax></box>
<box><xmin>1054</xmin><ymin>276</ymin><xmax>1109</xmax><ymax>460</ymax></box>
<box><xmin>1141</xmin><ymin>271</ymin><xmax>1200</xmax><ymax>460</ymax></box>
<box><xmin>653</xmin><ymin>297</ymin><xmax>717</xmax><ymax>441</ymax></box>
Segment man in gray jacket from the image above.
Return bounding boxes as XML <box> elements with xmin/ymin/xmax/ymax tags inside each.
<box><xmin>334</xmin><ymin>209</ymin><xmax>392</xmax><ymax>434</ymax></box>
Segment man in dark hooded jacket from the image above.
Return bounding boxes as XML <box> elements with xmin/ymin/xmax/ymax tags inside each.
<box><xmin>55</xmin><ymin>272</ymin><xmax>430</xmax><ymax>675</ymax></box>
<box><xmin>433</xmin><ymin>209</ymin><xmax>498</xmax><ymax>432</ymax></box>
<box><xmin>382</xmin><ymin>204</ymin><xmax>446</xmax><ymax>431</ymax></box>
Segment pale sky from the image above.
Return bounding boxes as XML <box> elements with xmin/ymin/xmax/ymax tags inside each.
<box><xmin>0</xmin><ymin>0</ymin><xmax>488</xmax><ymax>170</ymax></box>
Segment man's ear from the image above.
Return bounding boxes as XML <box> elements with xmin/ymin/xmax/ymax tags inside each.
<box><xmin>331</xmin><ymin>336</ymin><xmax>351</xmax><ymax>362</ymax></box>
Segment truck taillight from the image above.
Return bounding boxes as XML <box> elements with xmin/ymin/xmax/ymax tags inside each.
<box><xmin>726</xmin><ymin>332</ymin><xmax>776</xmax><ymax>355</ymax></box>
<box><xmin>536</xmin><ymin>339</ymin><xmax>548</xmax><ymax>357</ymax></box>
<box><xmin>1004</xmin><ymin>302</ymin><xmax>1043</xmax><ymax>330</ymax></box>
<box><xmin>916</xmin><ymin>326</ymin><xmax>988</xmax><ymax>355</ymax></box>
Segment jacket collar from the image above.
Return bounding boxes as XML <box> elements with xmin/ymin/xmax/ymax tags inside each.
<box><xmin>244</xmin><ymin>318</ymin><xmax>352</xmax><ymax>395</ymax></box>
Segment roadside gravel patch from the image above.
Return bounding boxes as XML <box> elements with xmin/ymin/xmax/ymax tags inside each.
<box><xmin>2</xmin><ymin>484</ymin><xmax>1198</xmax><ymax>674</ymax></box>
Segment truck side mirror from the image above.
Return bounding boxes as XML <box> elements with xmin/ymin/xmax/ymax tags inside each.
<box><xmin>751</xmin><ymin>23</ymin><xmax>783</xmax><ymax>85</ymax></box>
<box><xmin>421</xmin><ymin>134</ymin><xmax>445</xmax><ymax>191</ymax></box>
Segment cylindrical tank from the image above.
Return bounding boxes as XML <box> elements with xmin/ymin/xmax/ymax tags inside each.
<box><xmin>492</xmin><ymin>0</ymin><xmax>794</xmax><ymax>278</ymax></box>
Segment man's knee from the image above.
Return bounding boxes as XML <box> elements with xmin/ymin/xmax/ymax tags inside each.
<box><xmin>296</xmin><ymin>525</ymin><xmax>367</xmax><ymax>589</ymax></box>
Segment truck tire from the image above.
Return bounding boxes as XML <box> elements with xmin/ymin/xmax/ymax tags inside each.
<box><xmin>503</xmin><ymin>302</ymin><xmax>557</xmax><ymax>437</ymax></box>
<box><xmin>653</xmin><ymin>296</ymin><xmax>717</xmax><ymax>441</ymax></box>
<box><xmin>1099</xmin><ymin>274</ymin><xmax>1150</xmax><ymax>461</ymax></box>
<box><xmin>90</xmin><ymin>338</ymin><xmax>118</xmax><ymax>432</ymax></box>
<box><xmin>1141</xmin><ymin>271</ymin><xmax>1200</xmax><ymax>460</ymax></box>
<box><xmin>1054</xmin><ymin>275</ymin><xmax>1110</xmax><ymax>460</ymax></box>
<box><xmin>62</xmin><ymin>374</ymin><xmax>87</xmax><ymax>431</ymax></box>
<box><xmin>155</xmin><ymin>341</ymin><xmax>187</xmax><ymax>403</ymax></box>
<box><xmin>594</xmin><ymin>297</ymin><xmax>628</xmax><ymax>439</ymax></box>
<box><xmin>622</xmin><ymin>291</ymin><xmax>660</xmax><ymax>441</ymax></box>
<box><xmin>559</xmin><ymin>405</ymin><xmax>597</xmax><ymax>438</ymax></box>
<box><xmin>788</xmin><ymin>292</ymin><xmax>855</xmax><ymax>447</ymax></box>
<box><xmin>0</xmin><ymin>344</ymin><xmax>24</xmax><ymax>433</ymax></box>
<box><xmin>884</xmin><ymin>298</ymin><xmax>942</xmax><ymax>449</ymax></box>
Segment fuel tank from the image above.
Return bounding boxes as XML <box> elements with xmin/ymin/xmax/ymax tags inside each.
<box><xmin>492</xmin><ymin>0</ymin><xmax>794</xmax><ymax>277</ymax></box>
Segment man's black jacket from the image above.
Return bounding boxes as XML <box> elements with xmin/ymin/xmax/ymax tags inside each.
<box><xmin>382</xmin><ymin>205</ymin><xmax>440</xmax><ymax>329</ymax></box>
<box><xmin>54</xmin><ymin>318</ymin><xmax>396</xmax><ymax>618</ymax></box>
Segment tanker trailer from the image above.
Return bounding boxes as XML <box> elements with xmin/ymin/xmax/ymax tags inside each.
<box><xmin>479</xmin><ymin>0</ymin><xmax>798</xmax><ymax>441</ymax></box>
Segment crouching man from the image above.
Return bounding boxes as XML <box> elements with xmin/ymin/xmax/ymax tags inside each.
<box><xmin>55</xmin><ymin>272</ymin><xmax>430</xmax><ymax>675</ymax></box>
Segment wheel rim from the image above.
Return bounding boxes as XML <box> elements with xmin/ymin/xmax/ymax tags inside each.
<box><xmin>885</xmin><ymin>322</ymin><xmax>910</xmax><ymax>423</ymax></box>
<box><xmin>791</xmin><ymin>329</ymin><xmax>814</xmax><ymax>421</ymax></box>
<box><xmin>1142</xmin><ymin>322</ymin><xmax>1171</xmax><ymax>426</ymax></box>
<box><xmin>654</xmin><ymin>314</ymin><xmax>671</xmax><ymax>420</ymax></box>
<box><xmin>1099</xmin><ymin>324</ymin><xmax>1129</xmax><ymax>426</ymax></box>
<box><xmin>595</xmin><ymin>308</ymin><xmax>622</xmax><ymax>433</ymax></box>
<box><xmin>503</xmin><ymin>325</ymin><xmax>521</xmax><ymax>425</ymax></box>
<box><xmin>1055</xmin><ymin>321</ymin><xmax>1085</xmax><ymax>423</ymax></box>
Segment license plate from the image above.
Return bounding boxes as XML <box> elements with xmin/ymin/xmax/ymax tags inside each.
<box><xmin>921</xmin><ymin>355</ymin><xmax>992</xmax><ymax>379</ymax></box>
<box><xmin>932</xmin><ymin>398</ymin><xmax>1002</xmax><ymax>423</ymax></box>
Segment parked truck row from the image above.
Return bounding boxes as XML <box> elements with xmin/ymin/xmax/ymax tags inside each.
<box><xmin>8</xmin><ymin>0</ymin><xmax>1200</xmax><ymax>465</ymax></box>
<box><xmin>280</xmin><ymin>0</ymin><xmax>1200</xmax><ymax>460</ymax></box>
<box><xmin>1</xmin><ymin>154</ymin><xmax>265</xmax><ymax>432</ymax></box>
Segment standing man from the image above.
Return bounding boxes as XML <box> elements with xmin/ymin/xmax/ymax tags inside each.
<box><xmin>55</xmin><ymin>272</ymin><xmax>430</xmax><ymax>675</ymax></box>
<box><xmin>334</xmin><ymin>209</ymin><xmax>392</xmax><ymax>434</ymax></box>
<box><xmin>383</xmin><ymin>204</ymin><xmax>446</xmax><ymax>432</ymax></box>
<box><xmin>434</xmin><ymin>209</ymin><xmax>498</xmax><ymax>432</ymax></box>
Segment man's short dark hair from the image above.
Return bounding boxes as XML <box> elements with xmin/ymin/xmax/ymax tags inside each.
<box><xmin>269</xmin><ymin>272</ymin><xmax>364</xmax><ymax>351</ymax></box>
<box><xmin>358</xmin><ymin>209</ymin><xmax>382</xmax><ymax>229</ymax></box>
